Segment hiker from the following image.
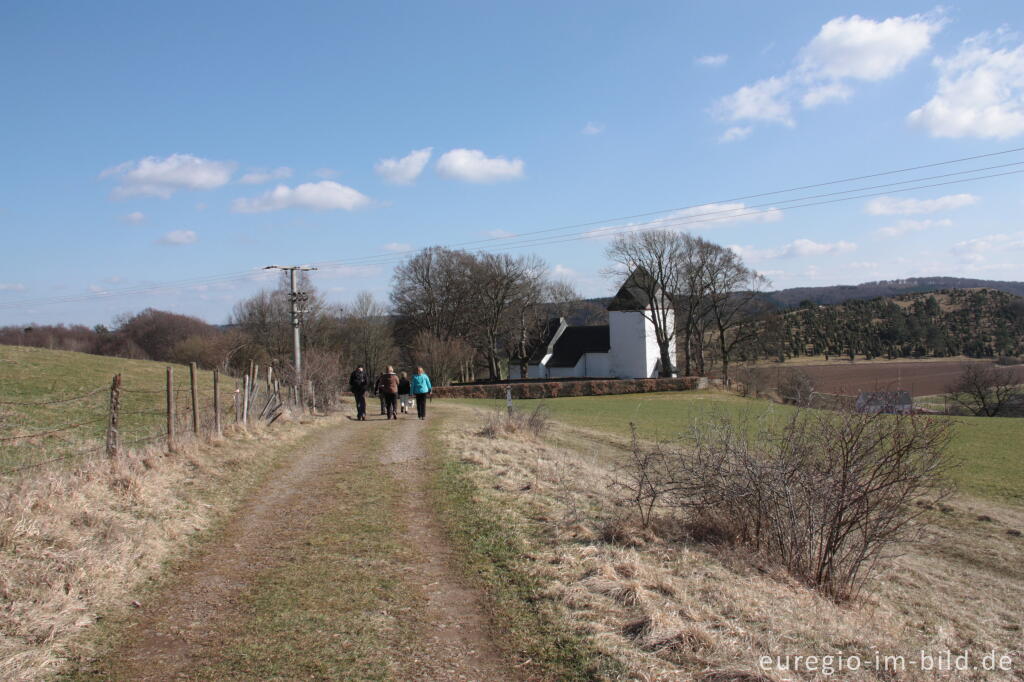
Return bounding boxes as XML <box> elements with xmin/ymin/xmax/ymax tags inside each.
<box><xmin>410</xmin><ymin>366</ymin><xmax>432</xmax><ymax>420</ymax></box>
<box><xmin>348</xmin><ymin>365</ymin><xmax>369</xmax><ymax>421</ymax></box>
<box><xmin>398</xmin><ymin>371</ymin><xmax>411</xmax><ymax>414</ymax></box>
<box><xmin>374</xmin><ymin>371</ymin><xmax>388</xmax><ymax>415</ymax></box>
<box><xmin>381</xmin><ymin>366</ymin><xmax>400</xmax><ymax>420</ymax></box>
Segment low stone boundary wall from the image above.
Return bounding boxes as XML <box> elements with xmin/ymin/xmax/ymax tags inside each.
<box><xmin>432</xmin><ymin>377</ymin><xmax>701</xmax><ymax>400</ymax></box>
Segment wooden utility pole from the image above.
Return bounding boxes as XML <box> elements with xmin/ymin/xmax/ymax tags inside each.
<box><xmin>213</xmin><ymin>369</ymin><xmax>222</xmax><ymax>437</ymax></box>
<box><xmin>189</xmin><ymin>362</ymin><xmax>200</xmax><ymax>435</ymax></box>
<box><xmin>106</xmin><ymin>373</ymin><xmax>122</xmax><ymax>456</ymax></box>
<box><xmin>166</xmin><ymin>367</ymin><xmax>176</xmax><ymax>453</ymax></box>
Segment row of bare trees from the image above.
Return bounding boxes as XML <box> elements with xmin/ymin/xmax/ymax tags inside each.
<box><xmin>390</xmin><ymin>247</ymin><xmax>577</xmax><ymax>382</ymax></box>
<box><xmin>604</xmin><ymin>230</ymin><xmax>767</xmax><ymax>381</ymax></box>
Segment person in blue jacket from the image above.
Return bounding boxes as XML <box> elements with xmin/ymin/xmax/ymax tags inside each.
<box><xmin>410</xmin><ymin>366</ymin><xmax>432</xmax><ymax>420</ymax></box>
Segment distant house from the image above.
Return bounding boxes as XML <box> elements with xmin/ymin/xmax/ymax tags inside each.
<box><xmin>510</xmin><ymin>269</ymin><xmax>675</xmax><ymax>379</ymax></box>
<box><xmin>855</xmin><ymin>390</ymin><xmax>913</xmax><ymax>415</ymax></box>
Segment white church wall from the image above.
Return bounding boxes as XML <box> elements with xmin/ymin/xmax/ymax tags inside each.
<box><xmin>582</xmin><ymin>352</ymin><xmax>610</xmax><ymax>377</ymax></box>
<box><xmin>547</xmin><ymin>365</ymin><xmax>578</xmax><ymax>379</ymax></box>
<box><xmin>609</xmin><ymin>310</ymin><xmax>650</xmax><ymax>378</ymax></box>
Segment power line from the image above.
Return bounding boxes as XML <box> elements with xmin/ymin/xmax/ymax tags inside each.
<box><xmin>2</xmin><ymin>147</ymin><xmax>1023</xmax><ymax>311</ymax></box>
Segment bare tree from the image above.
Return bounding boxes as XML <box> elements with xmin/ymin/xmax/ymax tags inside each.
<box><xmin>699</xmin><ymin>244</ymin><xmax>769</xmax><ymax>383</ymax></box>
<box><xmin>472</xmin><ymin>253</ymin><xmax>545</xmax><ymax>380</ymax></box>
<box><xmin>604</xmin><ymin>230</ymin><xmax>685</xmax><ymax>377</ymax></box>
<box><xmin>409</xmin><ymin>330</ymin><xmax>475</xmax><ymax>386</ymax></box>
<box><xmin>390</xmin><ymin>247</ymin><xmax>479</xmax><ymax>342</ymax></box>
<box><xmin>947</xmin><ymin>362</ymin><xmax>1024</xmax><ymax>416</ymax></box>
<box><xmin>342</xmin><ymin>291</ymin><xmax>398</xmax><ymax>376</ymax></box>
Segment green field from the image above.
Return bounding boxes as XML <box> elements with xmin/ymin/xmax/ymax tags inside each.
<box><xmin>454</xmin><ymin>390</ymin><xmax>1024</xmax><ymax>505</ymax></box>
<box><xmin>0</xmin><ymin>346</ymin><xmax>236</xmax><ymax>471</ymax></box>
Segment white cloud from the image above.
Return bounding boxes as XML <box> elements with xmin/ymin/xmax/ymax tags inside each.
<box><xmin>582</xmin><ymin>122</ymin><xmax>605</xmax><ymax>135</ymax></box>
<box><xmin>312</xmin><ymin>168</ymin><xmax>339</xmax><ymax>179</ymax></box>
<box><xmin>0</xmin><ymin>283</ymin><xmax>26</xmax><ymax>292</ymax></box>
<box><xmin>797</xmin><ymin>13</ymin><xmax>943</xmax><ymax>81</ymax></box>
<box><xmin>552</xmin><ymin>264</ymin><xmax>577</xmax><ymax>278</ymax></box>
<box><xmin>382</xmin><ymin>242</ymin><xmax>412</xmax><ymax>252</ymax></box>
<box><xmin>159</xmin><ymin>229</ymin><xmax>198</xmax><ymax>245</ymax></box>
<box><xmin>436</xmin><ymin>149</ymin><xmax>524</xmax><ymax>183</ymax></box>
<box><xmin>909</xmin><ymin>30</ymin><xmax>1024</xmax><ymax>139</ymax></box>
<box><xmin>730</xmin><ymin>238</ymin><xmax>856</xmax><ymax>262</ymax></box>
<box><xmin>865</xmin><ymin>193</ymin><xmax>978</xmax><ymax>215</ymax></box>
<box><xmin>123</xmin><ymin>211</ymin><xmax>145</xmax><ymax>224</ymax></box>
<box><xmin>715</xmin><ymin>12</ymin><xmax>943</xmax><ymax>129</ymax></box>
<box><xmin>240</xmin><ymin>166</ymin><xmax>293</xmax><ymax>184</ymax></box>
<box><xmin>715</xmin><ymin>76</ymin><xmax>794</xmax><ymax>125</ymax></box>
<box><xmin>374</xmin><ymin>148</ymin><xmax>432</xmax><ymax>185</ymax></box>
<box><xmin>718</xmin><ymin>126</ymin><xmax>753</xmax><ymax>143</ymax></box>
<box><xmin>876</xmin><ymin>218</ymin><xmax>952</xmax><ymax>237</ymax></box>
<box><xmin>232</xmin><ymin>181</ymin><xmax>371</xmax><ymax>213</ymax></box>
<box><xmin>696</xmin><ymin>54</ymin><xmax>729</xmax><ymax>67</ymax></box>
<box><xmin>669</xmin><ymin>202</ymin><xmax>784</xmax><ymax>227</ymax></box>
<box><xmin>848</xmin><ymin>261</ymin><xmax>880</xmax><ymax>269</ymax></box>
<box><xmin>102</xmin><ymin>153</ymin><xmax>236</xmax><ymax>198</ymax></box>
<box><xmin>951</xmin><ymin>232</ymin><xmax>1024</xmax><ymax>262</ymax></box>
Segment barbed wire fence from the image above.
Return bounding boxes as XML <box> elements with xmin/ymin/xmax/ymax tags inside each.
<box><xmin>0</xmin><ymin>362</ymin><xmax>323</xmax><ymax>477</ymax></box>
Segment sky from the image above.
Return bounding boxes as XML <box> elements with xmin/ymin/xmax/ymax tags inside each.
<box><xmin>2</xmin><ymin>1</ymin><xmax>1023</xmax><ymax>326</ymax></box>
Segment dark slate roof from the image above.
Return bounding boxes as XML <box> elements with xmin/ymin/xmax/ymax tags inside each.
<box><xmin>546</xmin><ymin>325</ymin><xmax>610</xmax><ymax>367</ymax></box>
<box><xmin>607</xmin><ymin>267</ymin><xmax>659</xmax><ymax>311</ymax></box>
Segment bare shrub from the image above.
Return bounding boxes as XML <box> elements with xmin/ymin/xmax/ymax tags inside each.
<box><xmin>731</xmin><ymin>366</ymin><xmax>769</xmax><ymax>398</ymax></box>
<box><xmin>612</xmin><ymin>409</ymin><xmax>954</xmax><ymax>600</ymax></box>
<box><xmin>947</xmin><ymin>362</ymin><xmax>1024</xmax><ymax>417</ymax></box>
<box><xmin>777</xmin><ymin>368</ymin><xmax>815</xmax><ymax>406</ymax></box>
<box><xmin>478</xmin><ymin>403</ymin><xmax>550</xmax><ymax>440</ymax></box>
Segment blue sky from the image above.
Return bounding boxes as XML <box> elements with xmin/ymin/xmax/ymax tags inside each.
<box><xmin>2</xmin><ymin>1</ymin><xmax>1023</xmax><ymax>325</ymax></box>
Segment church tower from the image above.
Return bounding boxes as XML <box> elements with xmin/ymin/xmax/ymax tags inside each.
<box><xmin>607</xmin><ymin>268</ymin><xmax>675</xmax><ymax>379</ymax></box>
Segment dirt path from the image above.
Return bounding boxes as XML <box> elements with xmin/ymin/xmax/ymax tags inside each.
<box><xmin>73</xmin><ymin>415</ymin><xmax>512</xmax><ymax>680</ymax></box>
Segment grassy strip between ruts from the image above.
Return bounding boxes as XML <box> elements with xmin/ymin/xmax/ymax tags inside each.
<box><xmin>425</xmin><ymin>410</ymin><xmax>623</xmax><ymax>681</ymax></box>
<box><xmin>184</xmin><ymin>426</ymin><xmax>420</xmax><ymax>680</ymax></box>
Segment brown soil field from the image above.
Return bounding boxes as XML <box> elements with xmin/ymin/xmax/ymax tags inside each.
<box><xmin>759</xmin><ymin>359</ymin><xmax>1024</xmax><ymax>396</ymax></box>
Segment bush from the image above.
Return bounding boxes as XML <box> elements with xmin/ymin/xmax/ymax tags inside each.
<box><xmin>479</xmin><ymin>404</ymin><xmax>550</xmax><ymax>440</ymax></box>
<box><xmin>777</xmin><ymin>368</ymin><xmax>815</xmax><ymax>406</ymax></box>
<box><xmin>612</xmin><ymin>409</ymin><xmax>954</xmax><ymax>600</ymax></box>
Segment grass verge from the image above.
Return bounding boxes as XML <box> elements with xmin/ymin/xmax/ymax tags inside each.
<box><xmin>425</xmin><ymin>409</ymin><xmax>623</xmax><ymax>681</ymax></box>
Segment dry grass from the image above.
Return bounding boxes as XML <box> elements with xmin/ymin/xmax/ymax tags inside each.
<box><xmin>436</xmin><ymin>403</ymin><xmax>1024</xmax><ymax>680</ymax></box>
<box><xmin>0</xmin><ymin>413</ymin><xmax>325</xmax><ymax>680</ymax></box>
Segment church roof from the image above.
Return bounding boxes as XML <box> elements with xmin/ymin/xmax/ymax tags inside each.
<box><xmin>546</xmin><ymin>325</ymin><xmax>610</xmax><ymax>367</ymax></box>
<box><xmin>607</xmin><ymin>267</ymin><xmax>659</xmax><ymax>311</ymax></box>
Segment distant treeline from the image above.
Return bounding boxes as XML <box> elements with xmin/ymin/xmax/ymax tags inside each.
<box><xmin>747</xmin><ymin>289</ymin><xmax>1024</xmax><ymax>361</ymax></box>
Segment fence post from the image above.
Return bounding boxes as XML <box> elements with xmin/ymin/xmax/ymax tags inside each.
<box><xmin>242</xmin><ymin>374</ymin><xmax>250</xmax><ymax>427</ymax></box>
<box><xmin>106</xmin><ymin>373</ymin><xmax>122</xmax><ymax>456</ymax></box>
<box><xmin>166</xmin><ymin>366</ymin><xmax>176</xmax><ymax>453</ymax></box>
<box><xmin>213</xmin><ymin>369</ymin><xmax>222</xmax><ymax>437</ymax></box>
<box><xmin>506</xmin><ymin>384</ymin><xmax>513</xmax><ymax>417</ymax></box>
<box><xmin>189</xmin><ymin>362</ymin><xmax>200</xmax><ymax>435</ymax></box>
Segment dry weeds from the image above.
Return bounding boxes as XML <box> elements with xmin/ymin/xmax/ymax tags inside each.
<box><xmin>0</xmin><ymin>413</ymin><xmax>325</xmax><ymax>680</ymax></box>
<box><xmin>438</xmin><ymin>403</ymin><xmax>1024</xmax><ymax>680</ymax></box>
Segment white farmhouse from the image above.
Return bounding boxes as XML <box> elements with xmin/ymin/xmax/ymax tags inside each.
<box><xmin>510</xmin><ymin>269</ymin><xmax>675</xmax><ymax>379</ymax></box>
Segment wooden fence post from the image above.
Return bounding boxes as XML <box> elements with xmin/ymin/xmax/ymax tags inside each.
<box><xmin>242</xmin><ymin>374</ymin><xmax>250</xmax><ymax>427</ymax></box>
<box><xmin>189</xmin><ymin>362</ymin><xmax>199</xmax><ymax>435</ymax></box>
<box><xmin>213</xmin><ymin>369</ymin><xmax>221</xmax><ymax>437</ymax></box>
<box><xmin>106</xmin><ymin>373</ymin><xmax>122</xmax><ymax>456</ymax></box>
<box><xmin>166</xmin><ymin>367</ymin><xmax>176</xmax><ymax>453</ymax></box>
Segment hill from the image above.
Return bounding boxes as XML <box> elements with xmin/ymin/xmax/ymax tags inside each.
<box><xmin>762</xmin><ymin>288</ymin><xmax>1024</xmax><ymax>360</ymax></box>
<box><xmin>766</xmin><ymin>276</ymin><xmax>1024</xmax><ymax>307</ymax></box>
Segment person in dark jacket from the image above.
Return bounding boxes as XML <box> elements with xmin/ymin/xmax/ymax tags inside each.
<box><xmin>380</xmin><ymin>366</ymin><xmax>400</xmax><ymax>420</ymax></box>
<box><xmin>397</xmin><ymin>371</ymin><xmax>411</xmax><ymax>414</ymax></box>
<box><xmin>348</xmin><ymin>366</ymin><xmax>369</xmax><ymax>420</ymax></box>
<box><xmin>410</xmin><ymin>366</ymin><xmax>432</xmax><ymax>420</ymax></box>
<box><xmin>374</xmin><ymin>372</ymin><xmax>387</xmax><ymax>415</ymax></box>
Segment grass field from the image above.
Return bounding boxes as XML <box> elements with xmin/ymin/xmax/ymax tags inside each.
<box><xmin>454</xmin><ymin>390</ymin><xmax>1024</xmax><ymax>504</ymax></box>
<box><xmin>0</xmin><ymin>345</ymin><xmax>235</xmax><ymax>471</ymax></box>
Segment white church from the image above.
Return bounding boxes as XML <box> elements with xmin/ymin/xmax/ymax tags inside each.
<box><xmin>510</xmin><ymin>269</ymin><xmax>676</xmax><ymax>380</ymax></box>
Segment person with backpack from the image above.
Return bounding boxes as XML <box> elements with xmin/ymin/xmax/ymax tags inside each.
<box><xmin>380</xmin><ymin>366</ymin><xmax>400</xmax><ymax>420</ymax></box>
<box><xmin>348</xmin><ymin>365</ymin><xmax>369</xmax><ymax>421</ymax></box>
<box><xmin>398</xmin><ymin>371</ymin><xmax>411</xmax><ymax>414</ymax></box>
<box><xmin>374</xmin><ymin>372</ymin><xmax>388</xmax><ymax>416</ymax></box>
<box><xmin>410</xmin><ymin>366</ymin><xmax>432</xmax><ymax>420</ymax></box>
